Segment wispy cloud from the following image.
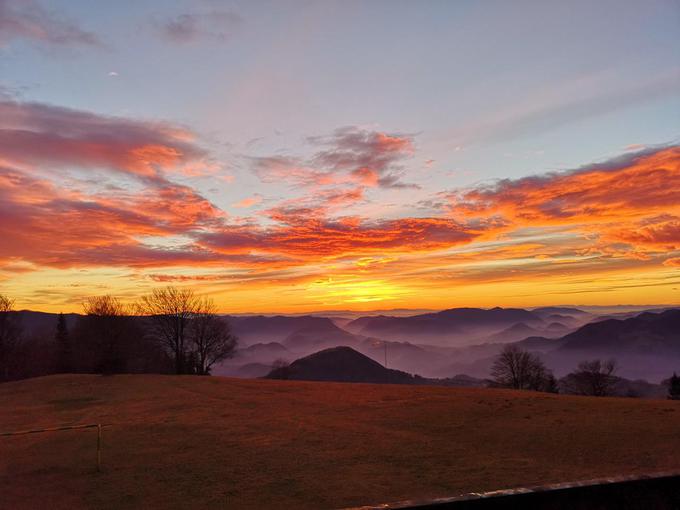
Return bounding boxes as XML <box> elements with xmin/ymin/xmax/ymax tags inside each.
<box><xmin>0</xmin><ymin>0</ymin><xmax>102</xmax><ymax>48</ymax></box>
<box><xmin>154</xmin><ymin>9</ymin><xmax>242</xmax><ymax>44</ymax></box>
<box><xmin>252</xmin><ymin>127</ymin><xmax>417</xmax><ymax>190</ymax></box>
<box><xmin>446</xmin><ymin>69</ymin><xmax>680</xmax><ymax>146</ymax></box>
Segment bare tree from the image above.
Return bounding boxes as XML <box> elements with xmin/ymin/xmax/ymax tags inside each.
<box><xmin>562</xmin><ymin>359</ymin><xmax>619</xmax><ymax>397</ymax></box>
<box><xmin>0</xmin><ymin>294</ymin><xmax>22</xmax><ymax>380</ymax></box>
<box><xmin>137</xmin><ymin>287</ymin><xmax>202</xmax><ymax>374</ymax></box>
<box><xmin>81</xmin><ymin>295</ymin><xmax>131</xmax><ymax>374</ymax></box>
<box><xmin>84</xmin><ymin>295</ymin><xmax>128</xmax><ymax>317</ymax></box>
<box><xmin>490</xmin><ymin>344</ymin><xmax>551</xmax><ymax>391</ymax></box>
<box><xmin>189</xmin><ymin>300</ymin><xmax>237</xmax><ymax>375</ymax></box>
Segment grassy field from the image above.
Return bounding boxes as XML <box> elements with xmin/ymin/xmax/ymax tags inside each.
<box><xmin>1</xmin><ymin>375</ymin><xmax>679</xmax><ymax>509</ymax></box>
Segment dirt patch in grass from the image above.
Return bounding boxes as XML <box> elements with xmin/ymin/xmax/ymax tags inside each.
<box><xmin>47</xmin><ymin>396</ymin><xmax>102</xmax><ymax>411</ymax></box>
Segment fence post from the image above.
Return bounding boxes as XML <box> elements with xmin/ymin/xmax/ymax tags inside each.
<box><xmin>97</xmin><ymin>424</ymin><xmax>102</xmax><ymax>472</ymax></box>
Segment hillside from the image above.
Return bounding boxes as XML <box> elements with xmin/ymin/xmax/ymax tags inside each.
<box><xmin>524</xmin><ymin>309</ymin><xmax>680</xmax><ymax>382</ymax></box>
<box><xmin>556</xmin><ymin>309</ymin><xmax>680</xmax><ymax>354</ymax></box>
<box><xmin>266</xmin><ymin>346</ymin><xmax>417</xmax><ymax>384</ymax></box>
<box><xmin>1</xmin><ymin>375</ymin><xmax>679</xmax><ymax>510</ymax></box>
<box><xmin>265</xmin><ymin>346</ymin><xmax>486</xmax><ymax>388</ymax></box>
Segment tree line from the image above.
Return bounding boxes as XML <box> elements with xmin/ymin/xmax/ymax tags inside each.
<box><xmin>490</xmin><ymin>344</ymin><xmax>680</xmax><ymax>399</ymax></box>
<box><xmin>0</xmin><ymin>288</ymin><xmax>237</xmax><ymax>382</ymax></box>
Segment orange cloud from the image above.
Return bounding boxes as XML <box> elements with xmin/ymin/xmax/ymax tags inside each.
<box><xmin>0</xmin><ymin>166</ymin><xmax>233</xmax><ymax>269</ymax></box>
<box><xmin>449</xmin><ymin>146</ymin><xmax>680</xmax><ymax>255</ymax></box>
<box><xmin>664</xmin><ymin>257</ymin><xmax>680</xmax><ymax>267</ymax></box>
<box><xmin>232</xmin><ymin>195</ymin><xmax>263</xmax><ymax>208</ymax></box>
<box><xmin>609</xmin><ymin>215</ymin><xmax>680</xmax><ymax>250</ymax></box>
<box><xmin>2</xmin><ymin>99</ymin><xmax>678</xmax><ymax>312</ymax></box>
<box><xmin>200</xmin><ymin>217</ymin><xmax>478</xmax><ymax>259</ymax></box>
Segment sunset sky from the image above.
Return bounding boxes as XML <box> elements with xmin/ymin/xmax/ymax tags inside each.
<box><xmin>1</xmin><ymin>0</ymin><xmax>679</xmax><ymax>312</ymax></box>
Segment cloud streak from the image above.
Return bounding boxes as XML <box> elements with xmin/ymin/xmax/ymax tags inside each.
<box><xmin>0</xmin><ymin>0</ymin><xmax>101</xmax><ymax>48</ymax></box>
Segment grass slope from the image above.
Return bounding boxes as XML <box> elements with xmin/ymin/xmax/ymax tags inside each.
<box><xmin>1</xmin><ymin>375</ymin><xmax>679</xmax><ymax>509</ymax></box>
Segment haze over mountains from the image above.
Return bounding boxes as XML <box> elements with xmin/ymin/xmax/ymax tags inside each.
<box><xmin>11</xmin><ymin>305</ymin><xmax>680</xmax><ymax>384</ymax></box>
<box><xmin>219</xmin><ymin>306</ymin><xmax>679</xmax><ymax>383</ymax></box>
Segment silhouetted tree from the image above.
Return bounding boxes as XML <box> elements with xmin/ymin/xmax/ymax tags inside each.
<box><xmin>137</xmin><ymin>287</ymin><xmax>203</xmax><ymax>374</ymax></box>
<box><xmin>54</xmin><ymin>313</ymin><xmax>72</xmax><ymax>373</ymax></box>
<box><xmin>668</xmin><ymin>372</ymin><xmax>680</xmax><ymax>400</ymax></box>
<box><xmin>0</xmin><ymin>293</ymin><xmax>22</xmax><ymax>381</ymax></box>
<box><xmin>543</xmin><ymin>373</ymin><xmax>559</xmax><ymax>394</ymax></box>
<box><xmin>268</xmin><ymin>358</ymin><xmax>292</xmax><ymax>380</ymax></box>
<box><xmin>189</xmin><ymin>301</ymin><xmax>237</xmax><ymax>375</ymax></box>
<box><xmin>81</xmin><ymin>296</ymin><xmax>131</xmax><ymax>374</ymax></box>
<box><xmin>490</xmin><ymin>344</ymin><xmax>551</xmax><ymax>391</ymax></box>
<box><xmin>561</xmin><ymin>359</ymin><xmax>618</xmax><ymax>397</ymax></box>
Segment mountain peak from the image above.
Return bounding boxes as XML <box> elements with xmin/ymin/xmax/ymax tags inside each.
<box><xmin>266</xmin><ymin>346</ymin><xmax>416</xmax><ymax>384</ymax></box>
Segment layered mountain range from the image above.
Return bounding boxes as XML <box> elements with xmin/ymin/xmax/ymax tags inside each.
<box><xmin>10</xmin><ymin>306</ymin><xmax>680</xmax><ymax>383</ymax></box>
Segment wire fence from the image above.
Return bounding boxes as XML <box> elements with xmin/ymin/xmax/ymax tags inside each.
<box><xmin>1</xmin><ymin>423</ymin><xmax>104</xmax><ymax>471</ymax></box>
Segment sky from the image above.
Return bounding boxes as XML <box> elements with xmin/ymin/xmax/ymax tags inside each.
<box><xmin>0</xmin><ymin>0</ymin><xmax>679</xmax><ymax>313</ymax></box>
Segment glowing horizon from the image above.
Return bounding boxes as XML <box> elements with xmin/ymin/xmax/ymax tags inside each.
<box><xmin>1</xmin><ymin>1</ymin><xmax>679</xmax><ymax>313</ymax></box>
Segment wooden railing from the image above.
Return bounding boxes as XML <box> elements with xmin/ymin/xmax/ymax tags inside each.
<box><xmin>345</xmin><ymin>472</ymin><xmax>680</xmax><ymax>509</ymax></box>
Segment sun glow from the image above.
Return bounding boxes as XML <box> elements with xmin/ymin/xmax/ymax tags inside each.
<box><xmin>306</xmin><ymin>277</ymin><xmax>410</xmax><ymax>305</ymax></box>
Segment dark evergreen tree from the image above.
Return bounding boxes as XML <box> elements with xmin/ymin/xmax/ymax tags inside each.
<box><xmin>55</xmin><ymin>313</ymin><xmax>72</xmax><ymax>373</ymax></box>
<box><xmin>668</xmin><ymin>372</ymin><xmax>680</xmax><ymax>400</ymax></box>
<box><xmin>543</xmin><ymin>373</ymin><xmax>559</xmax><ymax>394</ymax></box>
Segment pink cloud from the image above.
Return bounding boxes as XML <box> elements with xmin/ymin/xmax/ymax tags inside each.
<box><xmin>0</xmin><ymin>99</ymin><xmax>207</xmax><ymax>183</ymax></box>
<box><xmin>252</xmin><ymin>127</ymin><xmax>417</xmax><ymax>190</ymax></box>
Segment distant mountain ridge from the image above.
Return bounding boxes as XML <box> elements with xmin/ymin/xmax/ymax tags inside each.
<box><xmin>345</xmin><ymin>307</ymin><xmax>546</xmax><ymax>343</ymax></box>
<box><xmin>531</xmin><ymin>307</ymin><xmax>590</xmax><ymax>317</ymax></box>
<box><xmin>226</xmin><ymin>315</ymin><xmax>339</xmax><ymax>345</ymax></box>
<box><xmin>11</xmin><ymin>311</ymin><xmax>80</xmax><ymax>337</ymax></box>
<box><xmin>546</xmin><ymin>309</ymin><xmax>680</xmax><ymax>354</ymax></box>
